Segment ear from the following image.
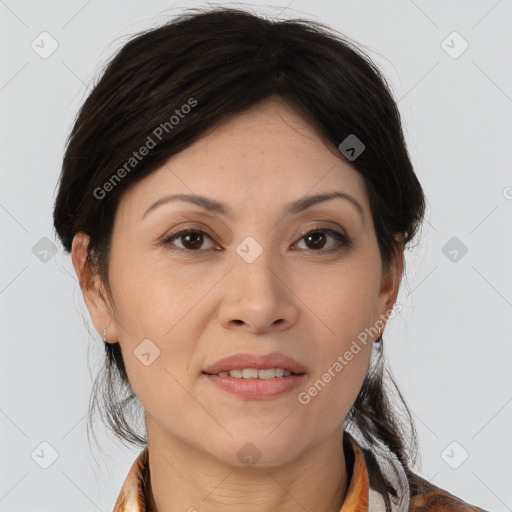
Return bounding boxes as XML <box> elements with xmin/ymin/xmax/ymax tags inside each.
<box><xmin>374</xmin><ymin>235</ymin><xmax>404</xmax><ymax>334</ymax></box>
<box><xmin>71</xmin><ymin>232</ymin><xmax>118</xmax><ymax>343</ymax></box>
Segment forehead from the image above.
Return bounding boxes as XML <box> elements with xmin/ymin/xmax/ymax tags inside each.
<box><xmin>117</xmin><ymin>97</ymin><xmax>369</xmax><ymax>221</ymax></box>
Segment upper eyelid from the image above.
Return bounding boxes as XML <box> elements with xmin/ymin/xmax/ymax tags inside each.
<box><xmin>163</xmin><ymin>223</ymin><xmax>346</xmax><ymax>239</ymax></box>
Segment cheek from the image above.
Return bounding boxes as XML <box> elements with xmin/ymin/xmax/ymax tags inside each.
<box><xmin>108</xmin><ymin>246</ymin><xmax>197</xmax><ymax>335</ymax></box>
<box><xmin>293</xmin><ymin>263</ymin><xmax>377</xmax><ymax>420</ymax></box>
<box><xmin>118</xmin><ymin>332</ymin><xmax>197</xmax><ymax>429</ymax></box>
<box><xmin>299</xmin><ymin>342</ymin><xmax>372</xmax><ymax>427</ymax></box>
<box><xmin>107</xmin><ymin>251</ymin><xmax>201</xmax><ymax>406</ymax></box>
<box><xmin>298</xmin><ymin>259</ymin><xmax>380</xmax><ymax>338</ymax></box>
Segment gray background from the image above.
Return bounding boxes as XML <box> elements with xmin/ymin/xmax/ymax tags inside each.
<box><xmin>1</xmin><ymin>0</ymin><xmax>511</xmax><ymax>511</ymax></box>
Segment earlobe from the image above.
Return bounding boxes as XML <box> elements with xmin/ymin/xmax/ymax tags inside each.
<box><xmin>71</xmin><ymin>232</ymin><xmax>116</xmax><ymax>341</ymax></box>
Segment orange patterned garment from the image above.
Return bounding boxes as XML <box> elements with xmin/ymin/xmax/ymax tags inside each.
<box><xmin>113</xmin><ymin>432</ymin><xmax>489</xmax><ymax>511</ymax></box>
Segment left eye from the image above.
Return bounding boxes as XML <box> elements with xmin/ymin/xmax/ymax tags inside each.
<box><xmin>162</xmin><ymin>228</ymin><xmax>350</xmax><ymax>253</ymax></box>
<box><xmin>294</xmin><ymin>229</ymin><xmax>349</xmax><ymax>252</ymax></box>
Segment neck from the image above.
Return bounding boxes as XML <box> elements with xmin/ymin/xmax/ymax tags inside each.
<box><xmin>144</xmin><ymin>426</ymin><xmax>351</xmax><ymax>512</ymax></box>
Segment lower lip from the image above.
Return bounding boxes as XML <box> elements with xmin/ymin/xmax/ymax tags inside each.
<box><xmin>203</xmin><ymin>373</ymin><xmax>307</xmax><ymax>399</ymax></box>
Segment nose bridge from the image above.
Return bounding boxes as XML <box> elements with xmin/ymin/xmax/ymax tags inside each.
<box><xmin>232</xmin><ymin>233</ymin><xmax>281</xmax><ymax>299</ymax></box>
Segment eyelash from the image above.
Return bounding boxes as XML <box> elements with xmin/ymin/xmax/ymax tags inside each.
<box><xmin>161</xmin><ymin>226</ymin><xmax>352</xmax><ymax>255</ymax></box>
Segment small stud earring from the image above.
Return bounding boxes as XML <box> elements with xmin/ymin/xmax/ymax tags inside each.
<box><xmin>103</xmin><ymin>328</ymin><xmax>112</xmax><ymax>362</ymax></box>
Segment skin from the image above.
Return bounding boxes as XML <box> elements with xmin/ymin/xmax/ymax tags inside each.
<box><xmin>72</xmin><ymin>96</ymin><xmax>403</xmax><ymax>512</ymax></box>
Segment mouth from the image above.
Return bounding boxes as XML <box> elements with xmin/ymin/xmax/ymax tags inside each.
<box><xmin>201</xmin><ymin>352</ymin><xmax>307</xmax><ymax>399</ymax></box>
<box><xmin>202</xmin><ymin>351</ymin><xmax>308</xmax><ymax>377</ymax></box>
<box><xmin>202</xmin><ymin>368</ymin><xmax>305</xmax><ymax>379</ymax></box>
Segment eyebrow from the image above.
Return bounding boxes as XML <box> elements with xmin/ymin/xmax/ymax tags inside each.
<box><xmin>142</xmin><ymin>191</ymin><xmax>365</xmax><ymax>222</ymax></box>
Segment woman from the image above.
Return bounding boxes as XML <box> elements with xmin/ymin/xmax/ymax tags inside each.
<box><xmin>52</xmin><ymin>6</ymin><xmax>489</xmax><ymax>512</ymax></box>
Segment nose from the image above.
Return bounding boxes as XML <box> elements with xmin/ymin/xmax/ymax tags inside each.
<box><xmin>217</xmin><ymin>246</ymin><xmax>299</xmax><ymax>335</ymax></box>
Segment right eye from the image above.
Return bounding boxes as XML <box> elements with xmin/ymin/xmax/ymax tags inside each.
<box><xmin>162</xmin><ymin>229</ymin><xmax>216</xmax><ymax>252</ymax></box>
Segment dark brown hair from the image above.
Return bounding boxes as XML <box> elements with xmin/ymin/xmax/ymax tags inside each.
<box><xmin>53</xmin><ymin>6</ymin><xmax>426</xmax><ymax>510</ymax></box>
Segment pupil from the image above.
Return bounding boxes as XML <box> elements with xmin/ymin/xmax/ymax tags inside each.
<box><xmin>184</xmin><ymin>233</ymin><xmax>202</xmax><ymax>249</ymax></box>
<box><xmin>307</xmin><ymin>232</ymin><xmax>325</xmax><ymax>249</ymax></box>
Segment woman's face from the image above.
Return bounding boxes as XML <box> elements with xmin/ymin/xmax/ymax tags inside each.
<box><xmin>73</xmin><ymin>96</ymin><xmax>402</xmax><ymax>467</ymax></box>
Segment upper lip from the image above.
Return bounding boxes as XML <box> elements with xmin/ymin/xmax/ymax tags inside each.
<box><xmin>202</xmin><ymin>352</ymin><xmax>307</xmax><ymax>375</ymax></box>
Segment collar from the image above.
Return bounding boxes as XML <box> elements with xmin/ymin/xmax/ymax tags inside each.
<box><xmin>112</xmin><ymin>431</ymin><xmax>409</xmax><ymax>512</ymax></box>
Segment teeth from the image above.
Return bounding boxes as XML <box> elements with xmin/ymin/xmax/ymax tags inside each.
<box><xmin>215</xmin><ymin>368</ymin><xmax>294</xmax><ymax>378</ymax></box>
<box><xmin>243</xmin><ymin>368</ymin><xmax>259</xmax><ymax>379</ymax></box>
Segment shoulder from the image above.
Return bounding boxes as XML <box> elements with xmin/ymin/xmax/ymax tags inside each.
<box><xmin>408</xmin><ymin>471</ymin><xmax>490</xmax><ymax>512</ymax></box>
